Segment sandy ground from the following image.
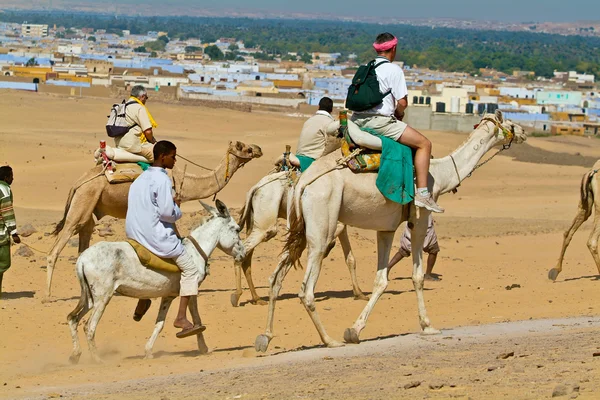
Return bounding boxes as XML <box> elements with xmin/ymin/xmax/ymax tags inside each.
<box><xmin>1</xmin><ymin>90</ymin><xmax>600</xmax><ymax>399</ymax></box>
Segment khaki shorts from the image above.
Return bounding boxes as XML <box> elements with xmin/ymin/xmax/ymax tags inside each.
<box><xmin>398</xmin><ymin>226</ymin><xmax>440</xmax><ymax>257</ymax></box>
<box><xmin>351</xmin><ymin>115</ymin><xmax>407</xmax><ymax>141</ymax></box>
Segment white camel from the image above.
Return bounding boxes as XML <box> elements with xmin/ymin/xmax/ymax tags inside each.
<box><xmin>255</xmin><ymin>110</ymin><xmax>526</xmax><ymax>351</ymax></box>
<box><xmin>548</xmin><ymin>160</ymin><xmax>600</xmax><ymax>281</ymax></box>
<box><xmin>231</xmin><ymin>171</ymin><xmax>367</xmax><ymax>307</ymax></box>
<box><xmin>67</xmin><ymin>200</ymin><xmax>244</xmax><ymax>363</ymax></box>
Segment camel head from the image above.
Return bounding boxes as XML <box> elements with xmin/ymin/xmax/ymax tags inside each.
<box><xmin>478</xmin><ymin>110</ymin><xmax>527</xmax><ymax>149</ymax></box>
<box><xmin>199</xmin><ymin>199</ymin><xmax>246</xmax><ymax>262</ymax></box>
<box><xmin>228</xmin><ymin>141</ymin><xmax>263</xmax><ymax>165</ymax></box>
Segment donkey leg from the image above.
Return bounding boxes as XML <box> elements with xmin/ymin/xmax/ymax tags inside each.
<box><xmin>144</xmin><ymin>297</ymin><xmax>174</xmax><ymax>359</ymax></box>
<box><xmin>188</xmin><ymin>296</ymin><xmax>209</xmax><ymax>354</ymax></box>
<box><xmin>344</xmin><ymin>231</ymin><xmax>394</xmax><ymax>344</ymax></box>
<box><xmin>254</xmin><ymin>256</ymin><xmax>295</xmax><ymax>352</ymax></box>
<box><xmin>67</xmin><ymin>295</ymin><xmax>92</xmax><ymax>364</ymax></box>
<box><xmin>84</xmin><ymin>293</ymin><xmax>112</xmax><ymax>363</ymax></box>
<box><xmin>336</xmin><ymin>224</ymin><xmax>368</xmax><ymax>301</ymax></box>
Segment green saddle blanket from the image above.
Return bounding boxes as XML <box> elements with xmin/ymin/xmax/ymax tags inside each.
<box><xmin>342</xmin><ymin>126</ymin><xmax>414</xmax><ymax>205</ymax></box>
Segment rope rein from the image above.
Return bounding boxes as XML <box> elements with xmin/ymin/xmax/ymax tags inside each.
<box><xmin>449</xmin><ymin>117</ymin><xmax>515</xmax><ymax>190</ymax></box>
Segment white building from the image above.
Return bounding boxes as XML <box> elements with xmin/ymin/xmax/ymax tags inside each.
<box><xmin>58</xmin><ymin>44</ymin><xmax>83</xmax><ymax>55</ymax></box>
<box><xmin>568</xmin><ymin>71</ymin><xmax>595</xmax><ymax>84</ymax></box>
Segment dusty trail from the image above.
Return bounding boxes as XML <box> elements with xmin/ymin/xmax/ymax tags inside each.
<box><xmin>1</xmin><ymin>90</ymin><xmax>599</xmax><ymax>399</ymax></box>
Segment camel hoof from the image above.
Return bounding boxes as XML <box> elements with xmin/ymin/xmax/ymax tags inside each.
<box><xmin>254</xmin><ymin>334</ymin><xmax>271</xmax><ymax>353</ymax></box>
<box><xmin>41</xmin><ymin>297</ymin><xmax>52</xmax><ymax>304</ymax></box>
<box><xmin>326</xmin><ymin>340</ymin><xmax>345</xmax><ymax>348</ymax></box>
<box><xmin>91</xmin><ymin>355</ymin><xmax>104</xmax><ymax>364</ymax></box>
<box><xmin>198</xmin><ymin>344</ymin><xmax>209</xmax><ymax>355</ymax></box>
<box><xmin>422</xmin><ymin>327</ymin><xmax>441</xmax><ymax>335</ymax></box>
<box><xmin>230</xmin><ymin>293</ymin><xmax>241</xmax><ymax>307</ymax></box>
<box><xmin>144</xmin><ymin>353</ymin><xmax>154</xmax><ymax>360</ymax></box>
<box><xmin>68</xmin><ymin>353</ymin><xmax>81</xmax><ymax>364</ymax></box>
<box><xmin>353</xmin><ymin>294</ymin><xmax>369</xmax><ymax>301</ymax></box>
<box><xmin>343</xmin><ymin>328</ymin><xmax>360</xmax><ymax>344</ymax></box>
<box><xmin>251</xmin><ymin>298</ymin><xmax>268</xmax><ymax>306</ymax></box>
<box><xmin>548</xmin><ymin>268</ymin><xmax>560</xmax><ymax>282</ymax></box>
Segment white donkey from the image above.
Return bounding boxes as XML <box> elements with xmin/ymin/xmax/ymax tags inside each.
<box><xmin>67</xmin><ymin>200</ymin><xmax>245</xmax><ymax>363</ymax></box>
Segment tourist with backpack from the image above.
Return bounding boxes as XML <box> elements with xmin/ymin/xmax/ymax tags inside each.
<box><xmin>347</xmin><ymin>32</ymin><xmax>443</xmax><ymax>213</ymax></box>
<box><xmin>108</xmin><ymin>85</ymin><xmax>158</xmax><ymax>163</ymax></box>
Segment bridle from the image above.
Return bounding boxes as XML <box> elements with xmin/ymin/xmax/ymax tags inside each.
<box><xmin>450</xmin><ymin>116</ymin><xmax>516</xmax><ymax>189</ymax></box>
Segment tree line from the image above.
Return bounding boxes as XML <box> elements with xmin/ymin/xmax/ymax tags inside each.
<box><xmin>2</xmin><ymin>10</ymin><xmax>599</xmax><ymax>78</ymax></box>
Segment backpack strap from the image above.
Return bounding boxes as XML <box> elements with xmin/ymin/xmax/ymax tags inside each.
<box><xmin>371</xmin><ymin>60</ymin><xmax>392</xmax><ymax>98</ymax></box>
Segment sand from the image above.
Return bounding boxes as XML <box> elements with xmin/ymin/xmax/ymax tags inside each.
<box><xmin>1</xmin><ymin>90</ymin><xmax>599</xmax><ymax>399</ymax></box>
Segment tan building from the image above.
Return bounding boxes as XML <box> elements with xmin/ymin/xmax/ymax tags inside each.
<box><xmin>21</xmin><ymin>23</ymin><xmax>48</xmax><ymax>38</ymax></box>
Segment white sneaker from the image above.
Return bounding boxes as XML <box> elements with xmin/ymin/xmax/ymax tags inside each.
<box><xmin>414</xmin><ymin>193</ymin><xmax>445</xmax><ymax>213</ymax></box>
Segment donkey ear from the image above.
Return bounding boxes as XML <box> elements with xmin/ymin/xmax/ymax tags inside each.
<box><xmin>495</xmin><ymin>109</ymin><xmax>504</xmax><ymax>123</ymax></box>
<box><xmin>215</xmin><ymin>199</ymin><xmax>230</xmax><ymax>218</ymax></box>
<box><xmin>199</xmin><ymin>200</ymin><xmax>217</xmax><ymax>216</ymax></box>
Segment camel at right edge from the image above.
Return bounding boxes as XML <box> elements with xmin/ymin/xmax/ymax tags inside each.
<box><xmin>548</xmin><ymin>160</ymin><xmax>600</xmax><ymax>281</ymax></box>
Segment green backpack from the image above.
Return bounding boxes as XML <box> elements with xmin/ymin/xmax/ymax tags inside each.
<box><xmin>345</xmin><ymin>60</ymin><xmax>391</xmax><ymax>112</ymax></box>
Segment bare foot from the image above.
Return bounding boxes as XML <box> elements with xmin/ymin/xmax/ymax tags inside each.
<box><xmin>173</xmin><ymin>318</ymin><xmax>194</xmax><ymax>330</ymax></box>
<box><xmin>424</xmin><ymin>274</ymin><xmax>441</xmax><ymax>282</ymax></box>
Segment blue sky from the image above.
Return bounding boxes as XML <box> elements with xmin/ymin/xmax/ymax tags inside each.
<box><xmin>163</xmin><ymin>0</ymin><xmax>599</xmax><ymax>22</ymax></box>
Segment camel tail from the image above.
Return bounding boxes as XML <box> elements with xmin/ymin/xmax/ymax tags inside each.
<box><xmin>52</xmin><ymin>186</ymin><xmax>76</xmax><ymax>236</ymax></box>
<box><xmin>280</xmin><ymin>185</ymin><xmax>308</xmax><ymax>270</ymax></box>
<box><xmin>68</xmin><ymin>258</ymin><xmax>93</xmax><ymax>321</ymax></box>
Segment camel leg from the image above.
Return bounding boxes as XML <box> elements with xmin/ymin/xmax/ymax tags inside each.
<box><xmin>46</xmin><ymin>199</ymin><xmax>97</xmax><ymax>299</ymax></box>
<box><xmin>67</xmin><ymin>294</ymin><xmax>92</xmax><ymax>364</ymax></box>
<box><xmin>84</xmin><ymin>293</ymin><xmax>112</xmax><ymax>363</ymax></box>
<box><xmin>78</xmin><ymin>218</ymin><xmax>95</xmax><ymax>254</ymax></box>
<box><xmin>231</xmin><ymin>227</ymin><xmax>273</xmax><ymax>307</ymax></box>
<box><xmin>411</xmin><ymin>210</ymin><xmax>438</xmax><ymax>334</ymax></box>
<box><xmin>344</xmin><ymin>231</ymin><xmax>394</xmax><ymax>344</ymax></box>
<box><xmin>188</xmin><ymin>296</ymin><xmax>209</xmax><ymax>354</ymax></box>
<box><xmin>335</xmin><ymin>224</ymin><xmax>368</xmax><ymax>301</ymax></box>
<box><xmin>46</xmin><ymin>229</ymin><xmax>74</xmax><ymax>300</ymax></box>
<box><xmin>254</xmin><ymin>254</ymin><xmax>295</xmax><ymax>352</ymax></box>
<box><xmin>299</xmin><ymin>241</ymin><xmax>344</xmax><ymax>348</ymax></box>
<box><xmin>144</xmin><ymin>297</ymin><xmax>174</xmax><ymax>359</ymax></box>
<box><xmin>549</xmin><ymin>204</ymin><xmax>590</xmax><ymax>281</ymax></box>
<box><xmin>586</xmin><ymin>213</ymin><xmax>600</xmax><ymax>276</ymax></box>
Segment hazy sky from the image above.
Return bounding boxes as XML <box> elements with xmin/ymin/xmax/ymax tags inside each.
<box><xmin>161</xmin><ymin>0</ymin><xmax>599</xmax><ymax>22</ymax></box>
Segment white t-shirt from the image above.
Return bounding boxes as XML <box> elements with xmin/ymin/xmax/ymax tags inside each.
<box><xmin>360</xmin><ymin>56</ymin><xmax>408</xmax><ymax>117</ymax></box>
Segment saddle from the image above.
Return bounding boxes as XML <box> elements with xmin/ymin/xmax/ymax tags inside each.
<box><xmin>127</xmin><ymin>239</ymin><xmax>180</xmax><ymax>273</ymax></box>
<box><xmin>104</xmin><ymin>163</ymin><xmax>145</xmax><ymax>184</ymax></box>
<box><xmin>94</xmin><ymin>144</ymin><xmax>151</xmax><ymax>184</ymax></box>
<box><xmin>340</xmin><ymin>120</ymin><xmax>383</xmax><ymax>172</ymax></box>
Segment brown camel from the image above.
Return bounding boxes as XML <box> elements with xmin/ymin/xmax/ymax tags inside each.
<box><xmin>46</xmin><ymin>141</ymin><xmax>262</xmax><ymax>298</ymax></box>
<box><xmin>549</xmin><ymin>160</ymin><xmax>600</xmax><ymax>281</ymax></box>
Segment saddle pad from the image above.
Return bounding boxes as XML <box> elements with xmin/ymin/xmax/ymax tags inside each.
<box><xmin>106</xmin><ymin>163</ymin><xmax>143</xmax><ymax>184</ymax></box>
<box><xmin>341</xmin><ymin>135</ymin><xmax>381</xmax><ymax>172</ymax></box>
<box><xmin>127</xmin><ymin>239</ymin><xmax>180</xmax><ymax>273</ymax></box>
